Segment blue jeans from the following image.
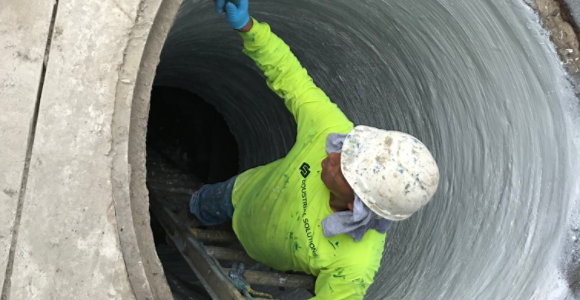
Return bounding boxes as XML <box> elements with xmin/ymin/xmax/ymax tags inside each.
<box><xmin>189</xmin><ymin>175</ymin><xmax>237</xmax><ymax>226</ymax></box>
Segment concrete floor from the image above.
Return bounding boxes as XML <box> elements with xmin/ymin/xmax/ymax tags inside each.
<box><xmin>0</xmin><ymin>0</ymin><xmax>579</xmax><ymax>299</ymax></box>
<box><xmin>0</xmin><ymin>0</ymin><xmax>179</xmax><ymax>298</ymax></box>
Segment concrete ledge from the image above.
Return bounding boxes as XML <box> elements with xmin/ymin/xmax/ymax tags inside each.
<box><xmin>111</xmin><ymin>0</ymin><xmax>181</xmax><ymax>298</ymax></box>
<box><xmin>0</xmin><ymin>0</ymin><xmax>56</xmax><ymax>294</ymax></box>
<box><xmin>1</xmin><ymin>0</ymin><xmax>181</xmax><ymax>298</ymax></box>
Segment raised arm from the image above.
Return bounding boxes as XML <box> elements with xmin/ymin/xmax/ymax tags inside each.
<box><xmin>238</xmin><ymin>18</ymin><xmax>334</xmax><ymax>119</ymax></box>
<box><xmin>215</xmin><ymin>0</ymin><xmax>351</xmax><ymax>136</ymax></box>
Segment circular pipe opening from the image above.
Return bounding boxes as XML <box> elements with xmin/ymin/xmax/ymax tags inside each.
<box><xmin>127</xmin><ymin>0</ymin><xmax>580</xmax><ymax>298</ymax></box>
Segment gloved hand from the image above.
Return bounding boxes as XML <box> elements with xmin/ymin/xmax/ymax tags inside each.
<box><xmin>214</xmin><ymin>0</ymin><xmax>250</xmax><ymax>30</ymax></box>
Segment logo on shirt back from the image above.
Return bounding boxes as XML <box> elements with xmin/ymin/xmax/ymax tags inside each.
<box><xmin>299</xmin><ymin>162</ymin><xmax>318</xmax><ymax>257</ymax></box>
<box><xmin>299</xmin><ymin>162</ymin><xmax>310</xmax><ymax>178</ymax></box>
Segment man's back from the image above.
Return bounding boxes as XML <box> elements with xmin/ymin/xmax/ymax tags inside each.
<box><xmin>230</xmin><ymin>19</ymin><xmax>386</xmax><ymax>299</ymax></box>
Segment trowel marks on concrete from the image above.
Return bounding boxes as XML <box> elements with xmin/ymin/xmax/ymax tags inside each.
<box><xmin>154</xmin><ymin>0</ymin><xmax>580</xmax><ymax>298</ymax></box>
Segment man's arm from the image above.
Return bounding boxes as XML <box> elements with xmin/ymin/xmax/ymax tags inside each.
<box><xmin>238</xmin><ymin>18</ymin><xmax>344</xmax><ymax>125</ymax></box>
<box><xmin>215</xmin><ymin>0</ymin><xmax>351</xmax><ymax>136</ymax></box>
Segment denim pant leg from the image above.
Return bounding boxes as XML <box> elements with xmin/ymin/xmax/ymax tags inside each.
<box><xmin>189</xmin><ymin>175</ymin><xmax>237</xmax><ymax>226</ymax></box>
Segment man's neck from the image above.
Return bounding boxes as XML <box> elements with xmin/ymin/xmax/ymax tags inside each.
<box><xmin>329</xmin><ymin>193</ymin><xmax>350</xmax><ymax>212</ymax></box>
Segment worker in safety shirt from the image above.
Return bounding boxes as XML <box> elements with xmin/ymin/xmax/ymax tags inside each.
<box><xmin>189</xmin><ymin>0</ymin><xmax>440</xmax><ymax>299</ymax></box>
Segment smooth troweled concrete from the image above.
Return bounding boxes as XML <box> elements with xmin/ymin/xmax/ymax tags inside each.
<box><xmin>155</xmin><ymin>0</ymin><xmax>580</xmax><ymax>298</ymax></box>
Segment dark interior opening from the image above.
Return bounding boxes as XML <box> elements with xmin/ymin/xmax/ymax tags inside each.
<box><xmin>146</xmin><ymin>86</ymin><xmax>239</xmax><ymax>185</ymax></box>
<box><xmin>146</xmin><ymin>86</ymin><xmax>239</xmax><ymax>299</ymax></box>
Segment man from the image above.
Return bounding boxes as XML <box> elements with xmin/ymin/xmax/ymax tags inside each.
<box><xmin>189</xmin><ymin>0</ymin><xmax>440</xmax><ymax>298</ymax></box>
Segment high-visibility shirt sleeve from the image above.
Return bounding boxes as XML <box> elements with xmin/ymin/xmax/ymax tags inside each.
<box><xmin>239</xmin><ymin>18</ymin><xmax>352</xmax><ymax>138</ymax></box>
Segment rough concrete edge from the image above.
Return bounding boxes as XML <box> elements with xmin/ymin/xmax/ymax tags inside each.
<box><xmin>532</xmin><ymin>0</ymin><xmax>580</xmax><ymax>94</ymax></box>
<box><xmin>109</xmin><ymin>0</ymin><xmax>156</xmax><ymax>297</ymax></box>
<box><xmin>531</xmin><ymin>0</ymin><xmax>580</xmax><ymax>293</ymax></box>
<box><xmin>110</xmin><ymin>0</ymin><xmax>183</xmax><ymax>299</ymax></box>
<box><xmin>128</xmin><ymin>0</ymin><xmax>184</xmax><ymax>297</ymax></box>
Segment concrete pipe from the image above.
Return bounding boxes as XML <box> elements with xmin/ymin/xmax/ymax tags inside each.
<box><xmin>1</xmin><ymin>0</ymin><xmax>579</xmax><ymax>299</ymax></box>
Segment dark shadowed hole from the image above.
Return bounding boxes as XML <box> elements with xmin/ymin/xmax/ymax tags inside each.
<box><xmin>147</xmin><ymin>86</ymin><xmax>239</xmax><ymax>184</ymax></box>
<box><xmin>146</xmin><ymin>86</ymin><xmax>239</xmax><ymax>299</ymax></box>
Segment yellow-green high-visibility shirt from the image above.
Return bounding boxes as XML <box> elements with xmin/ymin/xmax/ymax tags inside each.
<box><xmin>232</xmin><ymin>19</ymin><xmax>386</xmax><ymax>300</ymax></box>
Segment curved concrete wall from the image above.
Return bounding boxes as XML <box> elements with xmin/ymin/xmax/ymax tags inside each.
<box><xmin>155</xmin><ymin>0</ymin><xmax>580</xmax><ymax>299</ymax></box>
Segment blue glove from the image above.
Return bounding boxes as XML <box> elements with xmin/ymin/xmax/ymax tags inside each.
<box><xmin>214</xmin><ymin>0</ymin><xmax>250</xmax><ymax>30</ymax></box>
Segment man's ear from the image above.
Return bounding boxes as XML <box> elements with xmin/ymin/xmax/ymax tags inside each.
<box><xmin>347</xmin><ymin>201</ymin><xmax>354</xmax><ymax>211</ymax></box>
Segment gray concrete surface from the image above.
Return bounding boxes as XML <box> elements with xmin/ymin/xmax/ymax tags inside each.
<box><xmin>5</xmin><ymin>0</ymin><xmax>137</xmax><ymax>297</ymax></box>
<box><xmin>0</xmin><ymin>0</ymin><xmax>180</xmax><ymax>298</ymax></box>
<box><xmin>0</xmin><ymin>0</ymin><xmax>55</xmax><ymax>292</ymax></box>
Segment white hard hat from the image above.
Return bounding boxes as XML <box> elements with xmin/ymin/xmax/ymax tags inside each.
<box><xmin>341</xmin><ymin>126</ymin><xmax>439</xmax><ymax>221</ymax></box>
